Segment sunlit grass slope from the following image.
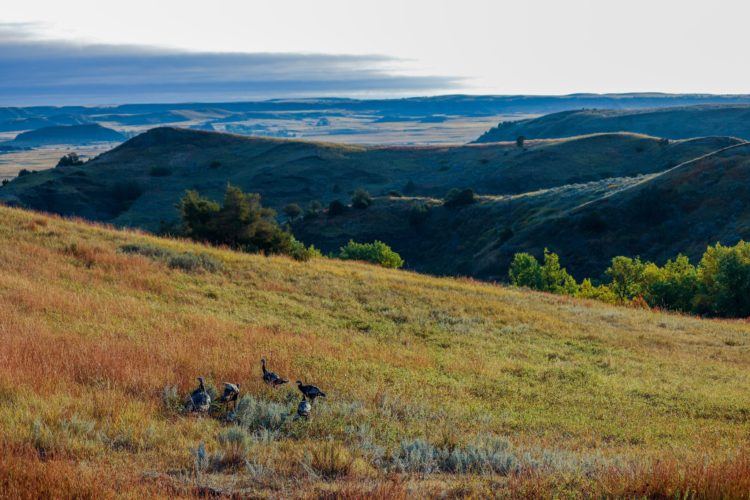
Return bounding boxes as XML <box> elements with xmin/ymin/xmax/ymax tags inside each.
<box><xmin>1</xmin><ymin>205</ymin><xmax>749</xmax><ymax>498</ymax></box>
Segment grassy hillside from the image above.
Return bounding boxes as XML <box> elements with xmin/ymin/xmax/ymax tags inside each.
<box><xmin>0</xmin><ymin>128</ymin><xmax>736</xmax><ymax>233</ymax></box>
<box><xmin>1</xmin><ymin>205</ymin><xmax>749</xmax><ymax>497</ymax></box>
<box><xmin>475</xmin><ymin>105</ymin><xmax>750</xmax><ymax>142</ymax></box>
<box><xmin>492</xmin><ymin>141</ymin><xmax>750</xmax><ymax>278</ymax></box>
<box><xmin>296</xmin><ymin>138</ymin><xmax>750</xmax><ymax>280</ymax></box>
<box><xmin>294</xmin><ymin>175</ymin><xmax>649</xmax><ymax>279</ymax></box>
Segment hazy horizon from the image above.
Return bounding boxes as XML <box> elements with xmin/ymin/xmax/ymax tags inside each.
<box><xmin>3</xmin><ymin>0</ymin><xmax>750</xmax><ymax>105</ymax></box>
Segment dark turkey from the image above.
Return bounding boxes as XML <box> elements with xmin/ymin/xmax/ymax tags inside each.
<box><xmin>296</xmin><ymin>381</ymin><xmax>326</xmax><ymax>402</ymax></box>
<box><xmin>188</xmin><ymin>377</ymin><xmax>211</xmax><ymax>413</ymax></box>
<box><xmin>261</xmin><ymin>358</ymin><xmax>288</xmax><ymax>387</ymax></box>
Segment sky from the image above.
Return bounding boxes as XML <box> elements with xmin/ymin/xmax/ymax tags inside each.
<box><xmin>2</xmin><ymin>0</ymin><xmax>750</xmax><ymax>105</ymax></box>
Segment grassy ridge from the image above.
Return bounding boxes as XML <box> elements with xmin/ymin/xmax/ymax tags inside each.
<box><xmin>0</xmin><ymin>128</ymin><xmax>735</xmax><ymax>232</ymax></box>
<box><xmin>1</xmin><ymin>206</ymin><xmax>749</xmax><ymax>497</ymax></box>
<box><xmin>475</xmin><ymin>105</ymin><xmax>750</xmax><ymax>142</ymax></box>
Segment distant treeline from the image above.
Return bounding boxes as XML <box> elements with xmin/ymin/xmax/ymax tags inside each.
<box><xmin>509</xmin><ymin>243</ymin><xmax>750</xmax><ymax>318</ymax></box>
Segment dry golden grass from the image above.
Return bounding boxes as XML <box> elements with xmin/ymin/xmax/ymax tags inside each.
<box><xmin>0</xmin><ymin>205</ymin><xmax>749</xmax><ymax>497</ymax></box>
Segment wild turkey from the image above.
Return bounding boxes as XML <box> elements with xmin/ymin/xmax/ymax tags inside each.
<box><xmin>261</xmin><ymin>358</ymin><xmax>288</xmax><ymax>387</ymax></box>
<box><xmin>296</xmin><ymin>381</ymin><xmax>326</xmax><ymax>402</ymax></box>
<box><xmin>297</xmin><ymin>397</ymin><xmax>311</xmax><ymax>419</ymax></box>
<box><xmin>219</xmin><ymin>382</ymin><xmax>240</xmax><ymax>411</ymax></box>
<box><xmin>188</xmin><ymin>377</ymin><xmax>211</xmax><ymax>413</ymax></box>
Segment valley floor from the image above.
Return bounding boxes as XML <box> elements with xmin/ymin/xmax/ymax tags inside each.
<box><xmin>0</xmin><ymin>206</ymin><xmax>749</xmax><ymax>498</ymax></box>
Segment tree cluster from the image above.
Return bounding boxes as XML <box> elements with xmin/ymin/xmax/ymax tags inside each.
<box><xmin>509</xmin><ymin>241</ymin><xmax>750</xmax><ymax>318</ymax></box>
<box><xmin>178</xmin><ymin>185</ymin><xmax>319</xmax><ymax>261</ymax></box>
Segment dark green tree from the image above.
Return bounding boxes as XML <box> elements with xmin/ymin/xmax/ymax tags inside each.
<box><xmin>283</xmin><ymin>203</ymin><xmax>303</xmax><ymax>220</ymax></box>
<box><xmin>351</xmin><ymin>188</ymin><xmax>373</xmax><ymax>209</ymax></box>
<box><xmin>328</xmin><ymin>199</ymin><xmax>346</xmax><ymax>216</ymax></box>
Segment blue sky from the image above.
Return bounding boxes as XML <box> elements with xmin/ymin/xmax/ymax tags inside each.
<box><xmin>2</xmin><ymin>0</ymin><xmax>749</xmax><ymax>105</ymax></box>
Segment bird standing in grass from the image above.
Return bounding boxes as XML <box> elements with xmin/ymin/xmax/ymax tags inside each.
<box><xmin>297</xmin><ymin>397</ymin><xmax>311</xmax><ymax>419</ymax></box>
<box><xmin>296</xmin><ymin>381</ymin><xmax>326</xmax><ymax>402</ymax></box>
<box><xmin>219</xmin><ymin>382</ymin><xmax>240</xmax><ymax>411</ymax></box>
<box><xmin>261</xmin><ymin>358</ymin><xmax>288</xmax><ymax>387</ymax></box>
<box><xmin>188</xmin><ymin>377</ymin><xmax>211</xmax><ymax>413</ymax></box>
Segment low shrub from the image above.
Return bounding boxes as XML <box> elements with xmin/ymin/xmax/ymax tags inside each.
<box><xmin>390</xmin><ymin>436</ymin><xmax>520</xmax><ymax>475</ymax></box>
<box><xmin>166</xmin><ymin>252</ymin><xmax>222</xmax><ymax>273</ymax></box>
<box><xmin>443</xmin><ymin>188</ymin><xmax>476</xmax><ymax>208</ymax></box>
<box><xmin>215</xmin><ymin>427</ymin><xmax>251</xmax><ymax>470</ymax></box>
<box><xmin>338</xmin><ymin>240</ymin><xmax>404</xmax><ymax>269</ymax></box>
<box><xmin>287</xmin><ymin>237</ymin><xmax>321</xmax><ymax>262</ymax></box>
<box><xmin>235</xmin><ymin>395</ymin><xmax>290</xmax><ymax>436</ymax></box>
<box><xmin>351</xmin><ymin>188</ymin><xmax>373</xmax><ymax>209</ymax></box>
<box><xmin>119</xmin><ymin>243</ymin><xmax>222</xmax><ymax>273</ymax></box>
<box><xmin>392</xmin><ymin>439</ymin><xmax>438</xmax><ymax>474</ymax></box>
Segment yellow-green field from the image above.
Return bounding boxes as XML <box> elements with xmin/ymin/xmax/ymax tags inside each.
<box><xmin>0</xmin><ymin>205</ymin><xmax>749</xmax><ymax>498</ymax></box>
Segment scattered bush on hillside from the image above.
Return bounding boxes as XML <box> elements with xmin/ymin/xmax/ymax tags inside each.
<box><xmin>443</xmin><ymin>188</ymin><xmax>476</xmax><ymax>208</ymax></box>
<box><xmin>149</xmin><ymin>166</ymin><xmax>172</xmax><ymax>177</ymax></box>
<box><xmin>338</xmin><ymin>240</ymin><xmax>404</xmax><ymax>269</ymax></box>
<box><xmin>283</xmin><ymin>203</ymin><xmax>303</xmax><ymax>220</ymax></box>
<box><xmin>209</xmin><ymin>160</ymin><xmax>221</xmax><ymax>169</ymax></box>
<box><xmin>408</xmin><ymin>203</ymin><xmax>430</xmax><ymax>226</ymax></box>
<box><xmin>509</xmin><ymin>240</ymin><xmax>750</xmax><ymax>317</ymax></box>
<box><xmin>509</xmin><ymin>249</ymin><xmax>578</xmax><ymax>295</ymax></box>
<box><xmin>403</xmin><ymin>180</ymin><xmax>417</xmax><ymax>194</ymax></box>
<box><xmin>328</xmin><ymin>199</ymin><xmax>346</xmax><ymax>216</ymax></box>
<box><xmin>390</xmin><ymin>436</ymin><xmax>519</xmax><ymax>475</ymax></box>
<box><xmin>387</xmin><ymin>190</ymin><xmax>403</xmax><ymax>197</ymax></box>
<box><xmin>119</xmin><ymin>243</ymin><xmax>223</xmax><ymax>273</ymax></box>
<box><xmin>235</xmin><ymin>395</ymin><xmax>290</xmax><ymax>437</ymax></box>
<box><xmin>1</xmin><ymin>179</ymin><xmax>8</xmax><ymax>187</ymax></box>
<box><xmin>287</xmin><ymin>238</ymin><xmax>322</xmax><ymax>262</ymax></box>
<box><xmin>56</xmin><ymin>153</ymin><xmax>84</xmax><ymax>167</ymax></box>
<box><xmin>351</xmin><ymin>188</ymin><xmax>373</xmax><ymax>209</ymax></box>
<box><xmin>215</xmin><ymin>427</ymin><xmax>251</xmax><ymax>470</ymax></box>
<box><xmin>304</xmin><ymin>200</ymin><xmax>323</xmax><ymax>221</ymax></box>
<box><xmin>516</xmin><ymin>136</ymin><xmax>526</xmax><ymax>148</ymax></box>
<box><xmin>332</xmin><ymin>183</ymin><xmax>342</xmax><ymax>193</ymax></box>
<box><xmin>17</xmin><ymin>169</ymin><xmax>34</xmax><ymax>177</ymax></box>
<box><xmin>695</xmin><ymin>241</ymin><xmax>750</xmax><ymax>317</ymax></box>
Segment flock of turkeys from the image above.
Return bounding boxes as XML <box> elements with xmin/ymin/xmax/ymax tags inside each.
<box><xmin>187</xmin><ymin>358</ymin><xmax>326</xmax><ymax>419</ymax></box>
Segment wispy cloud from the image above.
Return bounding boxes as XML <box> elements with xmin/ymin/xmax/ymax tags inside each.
<box><xmin>0</xmin><ymin>24</ymin><xmax>460</xmax><ymax>105</ymax></box>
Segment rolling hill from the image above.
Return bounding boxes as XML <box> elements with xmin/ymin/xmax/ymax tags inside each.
<box><xmin>493</xmin><ymin>141</ymin><xmax>750</xmax><ymax>277</ymax></box>
<box><xmin>296</xmin><ymin>141</ymin><xmax>750</xmax><ymax>280</ymax></box>
<box><xmin>475</xmin><ymin>105</ymin><xmax>750</xmax><ymax>142</ymax></box>
<box><xmin>6</xmin><ymin>123</ymin><xmax>125</xmax><ymax>146</ymax></box>
<box><xmin>0</xmin><ymin>205</ymin><xmax>749</xmax><ymax>497</ymax></box>
<box><xmin>0</xmin><ymin>127</ymin><xmax>736</xmax><ymax>234</ymax></box>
